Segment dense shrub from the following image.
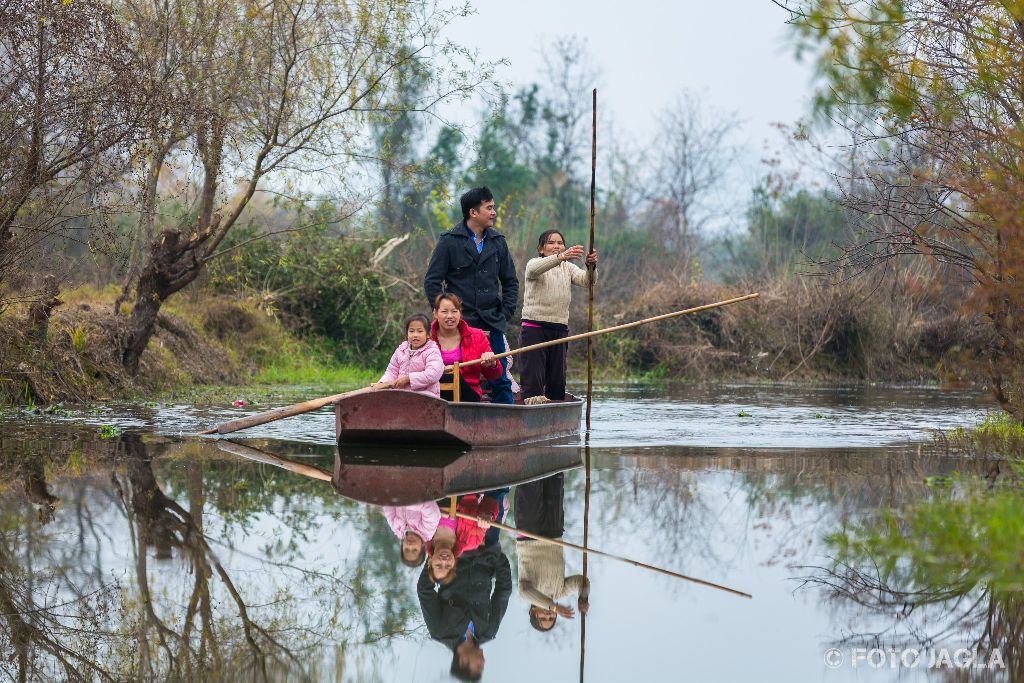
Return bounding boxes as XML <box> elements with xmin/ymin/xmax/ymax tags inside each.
<box><xmin>208</xmin><ymin>224</ymin><xmax>397</xmax><ymax>366</ymax></box>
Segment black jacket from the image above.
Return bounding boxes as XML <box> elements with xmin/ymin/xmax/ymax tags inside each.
<box><xmin>423</xmin><ymin>221</ymin><xmax>519</xmax><ymax>332</ymax></box>
<box><xmin>417</xmin><ymin>542</ymin><xmax>512</xmax><ymax>650</ymax></box>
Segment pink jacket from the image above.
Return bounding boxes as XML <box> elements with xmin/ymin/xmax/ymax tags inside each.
<box><xmin>383</xmin><ymin>502</ymin><xmax>442</xmax><ymax>541</ymax></box>
<box><xmin>379</xmin><ymin>340</ymin><xmax>444</xmax><ymax>397</ymax></box>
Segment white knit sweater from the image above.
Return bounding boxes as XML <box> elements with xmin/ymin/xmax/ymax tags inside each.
<box><xmin>516</xmin><ymin>540</ymin><xmax>589</xmax><ymax>609</ymax></box>
<box><xmin>520</xmin><ymin>254</ymin><xmax>595</xmax><ymax>325</ymax></box>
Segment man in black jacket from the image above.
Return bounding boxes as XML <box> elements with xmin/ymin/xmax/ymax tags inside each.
<box><xmin>418</xmin><ymin>542</ymin><xmax>513</xmax><ymax>680</ymax></box>
<box><xmin>423</xmin><ymin>187</ymin><xmax>518</xmax><ymax>404</ymax></box>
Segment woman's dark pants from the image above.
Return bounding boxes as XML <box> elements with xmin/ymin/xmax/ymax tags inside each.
<box><xmin>518</xmin><ymin>325</ymin><xmax>568</xmax><ymax>401</ymax></box>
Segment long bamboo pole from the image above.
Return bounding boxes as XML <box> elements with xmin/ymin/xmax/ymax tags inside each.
<box><xmin>445</xmin><ymin>509</ymin><xmax>752</xmax><ymax>599</ymax></box>
<box><xmin>201</xmin><ymin>293</ymin><xmax>759</xmax><ymax>435</ymax></box>
<box><xmin>586</xmin><ymin>88</ymin><xmax>597</xmax><ymax>433</ymax></box>
<box><xmin>447</xmin><ymin>292</ymin><xmax>760</xmax><ymax>370</ymax></box>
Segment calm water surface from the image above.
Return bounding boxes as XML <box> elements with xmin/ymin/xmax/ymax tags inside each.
<box><xmin>0</xmin><ymin>383</ymin><xmax>1012</xmax><ymax>682</ymax></box>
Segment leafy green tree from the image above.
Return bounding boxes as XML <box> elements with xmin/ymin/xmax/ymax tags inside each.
<box><xmin>208</xmin><ymin>210</ymin><xmax>396</xmax><ymax>365</ymax></box>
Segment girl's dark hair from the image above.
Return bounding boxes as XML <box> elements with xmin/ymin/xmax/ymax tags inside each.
<box><xmin>404</xmin><ymin>313</ymin><xmax>430</xmax><ymax>333</ymax></box>
<box><xmin>536</xmin><ymin>229</ymin><xmax>565</xmax><ymax>255</ymax></box>
<box><xmin>432</xmin><ymin>292</ymin><xmax>463</xmax><ymax>311</ymax></box>
<box><xmin>400</xmin><ymin>540</ymin><xmax>426</xmax><ymax>568</ymax></box>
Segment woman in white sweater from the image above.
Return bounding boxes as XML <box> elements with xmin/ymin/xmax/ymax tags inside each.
<box><xmin>518</xmin><ymin>230</ymin><xmax>597</xmax><ymax>401</ymax></box>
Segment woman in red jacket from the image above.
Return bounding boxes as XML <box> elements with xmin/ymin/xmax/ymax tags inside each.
<box><xmin>430</xmin><ymin>293</ymin><xmax>501</xmax><ymax>402</ymax></box>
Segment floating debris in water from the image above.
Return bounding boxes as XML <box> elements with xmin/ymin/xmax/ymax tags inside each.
<box><xmin>98</xmin><ymin>425</ymin><xmax>122</xmax><ymax>439</ymax></box>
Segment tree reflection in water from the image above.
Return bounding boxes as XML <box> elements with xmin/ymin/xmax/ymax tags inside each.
<box><xmin>799</xmin><ymin>475</ymin><xmax>1024</xmax><ymax>681</ymax></box>
<box><xmin>0</xmin><ymin>431</ymin><xmax>419</xmax><ymax>681</ymax></box>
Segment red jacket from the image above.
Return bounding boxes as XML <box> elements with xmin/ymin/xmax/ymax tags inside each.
<box><xmin>428</xmin><ymin>495</ymin><xmax>501</xmax><ymax>557</ymax></box>
<box><xmin>430</xmin><ymin>319</ymin><xmax>502</xmax><ymax>398</ymax></box>
<box><xmin>454</xmin><ymin>495</ymin><xmax>500</xmax><ymax>555</ymax></box>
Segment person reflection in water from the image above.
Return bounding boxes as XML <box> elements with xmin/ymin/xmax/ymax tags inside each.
<box><xmin>426</xmin><ymin>492</ymin><xmax>501</xmax><ymax>584</ymax></box>
<box><xmin>419</xmin><ymin>490</ymin><xmax>511</xmax><ymax>681</ymax></box>
<box><xmin>383</xmin><ymin>501</ymin><xmax>441</xmax><ymax>567</ymax></box>
<box><xmin>514</xmin><ymin>472</ymin><xmax>590</xmax><ymax>631</ymax></box>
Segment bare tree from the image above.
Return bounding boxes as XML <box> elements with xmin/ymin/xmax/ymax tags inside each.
<box><xmin>644</xmin><ymin>92</ymin><xmax>738</xmax><ymax>268</ymax></box>
<box><xmin>0</xmin><ymin>0</ymin><xmax>150</xmax><ymax>311</ymax></box>
<box><xmin>113</xmin><ymin>0</ymin><xmax>493</xmax><ymax>375</ymax></box>
<box><xmin>539</xmin><ymin>35</ymin><xmax>601</xmax><ymax>182</ymax></box>
<box><xmin>779</xmin><ymin>0</ymin><xmax>1024</xmax><ymax>418</ymax></box>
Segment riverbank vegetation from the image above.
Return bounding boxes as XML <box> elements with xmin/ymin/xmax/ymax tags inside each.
<box><xmin>1</xmin><ymin>3</ymin><xmax>1020</xmax><ymax>423</ymax></box>
<box><xmin>799</xmin><ymin>418</ymin><xmax>1024</xmax><ymax>678</ymax></box>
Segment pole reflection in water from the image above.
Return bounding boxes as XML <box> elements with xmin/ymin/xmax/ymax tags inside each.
<box><xmin>581</xmin><ymin>441</ymin><xmax>591</xmax><ymax>683</ymax></box>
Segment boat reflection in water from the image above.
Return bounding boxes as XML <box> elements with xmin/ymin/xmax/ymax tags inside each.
<box><xmin>330</xmin><ymin>441</ymin><xmax>582</xmax><ymax>506</ymax></box>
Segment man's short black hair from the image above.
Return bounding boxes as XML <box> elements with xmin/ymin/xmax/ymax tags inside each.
<box><xmin>451</xmin><ymin>650</ymin><xmax>482</xmax><ymax>681</ymax></box>
<box><xmin>460</xmin><ymin>186</ymin><xmax>494</xmax><ymax>222</ymax></box>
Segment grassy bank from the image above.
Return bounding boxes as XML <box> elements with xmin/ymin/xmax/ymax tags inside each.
<box><xmin>0</xmin><ymin>286</ymin><xmax>376</xmax><ymax>406</ymax></box>
<box><xmin>0</xmin><ymin>270</ymin><xmax>997</xmax><ymax>406</ymax></box>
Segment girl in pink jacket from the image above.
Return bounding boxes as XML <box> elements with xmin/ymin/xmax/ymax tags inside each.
<box><xmin>384</xmin><ymin>501</ymin><xmax>442</xmax><ymax>567</ymax></box>
<box><xmin>373</xmin><ymin>314</ymin><xmax>444</xmax><ymax>397</ymax></box>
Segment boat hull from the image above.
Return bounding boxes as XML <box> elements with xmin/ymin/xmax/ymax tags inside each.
<box><xmin>333</xmin><ymin>389</ymin><xmax>582</xmax><ymax>447</ymax></box>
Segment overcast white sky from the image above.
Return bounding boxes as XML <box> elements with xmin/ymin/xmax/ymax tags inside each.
<box><xmin>445</xmin><ymin>0</ymin><xmax>820</xmax><ymax>226</ymax></box>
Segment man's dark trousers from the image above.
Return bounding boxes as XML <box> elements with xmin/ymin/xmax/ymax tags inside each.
<box><xmin>468</xmin><ymin>320</ymin><xmax>514</xmax><ymax>405</ymax></box>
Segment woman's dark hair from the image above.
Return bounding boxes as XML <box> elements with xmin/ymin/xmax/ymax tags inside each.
<box><xmin>528</xmin><ymin>606</ymin><xmax>557</xmax><ymax>632</ymax></box>
<box><xmin>427</xmin><ymin>562</ymin><xmax>456</xmax><ymax>586</ymax></box>
<box><xmin>404</xmin><ymin>313</ymin><xmax>430</xmax><ymax>333</ymax></box>
<box><xmin>460</xmin><ymin>186</ymin><xmax>494</xmax><ymax>221</ymax></box>
<box><xmin>536</xmin><ymin>229</ymin><xmax>566</xmax><ymax>256</ymax></box>
<box><xmin>432</xmin><ymin>292</ymin><xmax>463</xmax><ymax>311</ymax></box>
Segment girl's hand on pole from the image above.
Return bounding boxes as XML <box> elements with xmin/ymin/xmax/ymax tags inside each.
<box><xmin>480</xmin><ymin>351</ymin><xmax>496</xmax><ymax>368</ymax></box>
<box><xmin>586</xmin><ymin>249</ymin><xmax>598</xmax><ymax>265</ymax></box>
<box><xmin>393</xmin><ymin>375</ymin><xmax>411</xmax><ymax>388</ymax></box>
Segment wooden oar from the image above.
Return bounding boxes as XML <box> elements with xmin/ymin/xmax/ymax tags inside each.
<box><xmin>215</xmin><ymin>440</ymin><xmax>333</xmax><ymax>481</ymax></box>
<box><xmin>444</xmin><ymin>508</ymin><xmax>752</xmax><ymax>599</ymax></box>
<box><xmin>446</xmin><ymin>292</ymin><xmax>760</xmax><ymax>371</ymax></box>
<box><xmin>198</xmin><ymin>384</ymin><xmax>387</xmax><ymax>435</ymax></box>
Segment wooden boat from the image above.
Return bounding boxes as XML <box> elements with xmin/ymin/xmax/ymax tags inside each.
<box><xmin>333</xmin><ymin>389</ymin><xmax>582</xmax><ymax>448</ymax></box>
<box><xmin>331</xmin><ymin>442</ymin><xmax>583</xmax><ymax>505</ymax></box>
